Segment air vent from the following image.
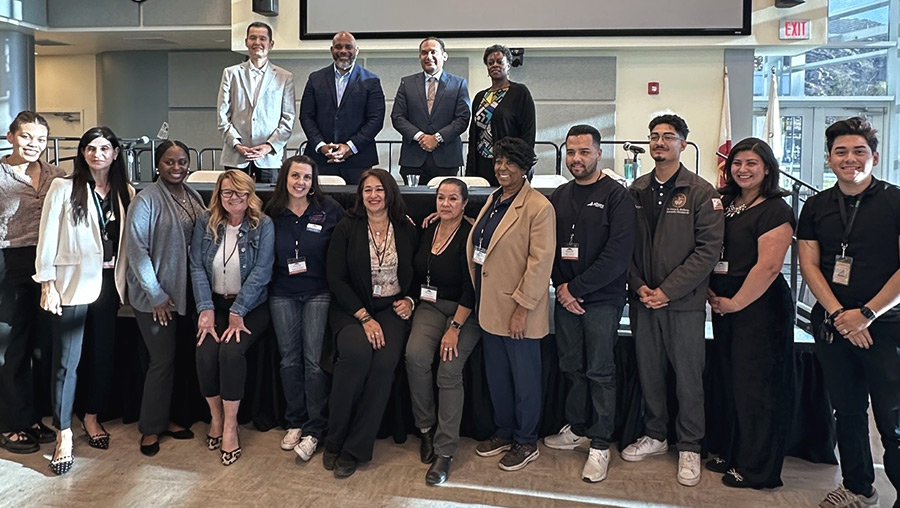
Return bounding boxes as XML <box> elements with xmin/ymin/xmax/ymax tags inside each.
<box><xmin>35</xmin><ymin>39</ymin><xmax>71</xmax><ymax>47</ymax></box>
<box><xmin>121</xmin><ymin>37</ymin><xmax>177</xmax><ymax>45</ymax></box>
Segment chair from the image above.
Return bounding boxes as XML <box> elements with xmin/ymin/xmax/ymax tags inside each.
<box><xmin>530</xmin><ymin>174</ymin><xmax>569</xmax><ymax>188</ymax></box>
<box><xmin>186</xmin><ymin>170</ymin><xmax>222</xmax><ymax>183</ymax></box>
<box><xmin>317</xmin><ymin>175</ymin><xmax>347</xmax><ymax>185</ymax></box>
<box><xmin>426</xmin><ymin>176</ymin><xmax>492</xmax><ymax>188</ymax></box>
<box><xmin>602</xmin><ymin>168</ymin><xmax>629</xmax><ymax>187</ymax></box>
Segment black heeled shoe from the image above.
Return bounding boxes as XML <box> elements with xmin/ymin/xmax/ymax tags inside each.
<box><xmin>140</xmin><ymin>435</ymin><xmax>159</xmax><ymax>457</ymax></box>
<box><xmin>82</xmin><ymin>423</ymin><xmax>110</xmax><ymax>450</ymax></box>
<box><xmin>221</xmin><ymin>447</ymin><xmax>242</xmax><ymax>466</ymax></box>
<box><xmin>206</xmin><ymin>435</ymin><xmax>222</xmax><ymax>451</ymax></box>
<box><xmin>426</xmin><ymin>455</ymin><xmax>452</xmax><ymax>485</ymax></box>
<box><xmin>420</xmin><ymin>428</ymin><xmax>435</xmax><ymax>464</ymax></box>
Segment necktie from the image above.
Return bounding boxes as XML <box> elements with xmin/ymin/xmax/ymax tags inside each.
<box><xmin>426</xmin><ymin>77</ymin><xmax>437</xmax><ymax>114</ymax></box>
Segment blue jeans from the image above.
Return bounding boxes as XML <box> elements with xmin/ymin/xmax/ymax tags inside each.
<box><xmin>270</xmin><ymin>293</ymin><xmax>331</xmax><ymax>439</ymax></box>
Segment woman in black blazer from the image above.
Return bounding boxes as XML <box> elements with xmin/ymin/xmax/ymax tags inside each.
<box><xmin>324</xmin><ymin>168</ymin><xmax>418</xmax><ymax>478</ymax></box>
<box><xmin>465</xmin><ymin>44</ymin><xmax>536</xmax><ymax>187</ymax></box>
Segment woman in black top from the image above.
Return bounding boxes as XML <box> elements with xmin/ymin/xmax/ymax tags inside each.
<box><xmin>324</xmin><ymin>168</ymin><xmax>418</xmax><ymax>478</ymax></box>
<box><xmin>405</xmin><ymin>178</ymin><xmax>479</xmax><ymax>485</ymax></box>
<box><xmin>465</xmin><ymin>45</ymin><xmax>536</xmax><ymax>187</ymax></box>
<box><xmin>706</xmin><ymin>137</ymin><xmax>795</xmax><ymax>489</ymax></box>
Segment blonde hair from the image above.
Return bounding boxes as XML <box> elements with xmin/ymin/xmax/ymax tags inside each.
<box><xmin>208</xmin><ymin>170</ymin><xmax>263</xmax><ymax>242</ymax></box>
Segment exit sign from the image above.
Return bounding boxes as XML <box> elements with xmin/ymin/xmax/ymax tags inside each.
<box><xmin>780</xmin><ymin>20</ymin><xmax>811</xmax><ymax>40</ymax></box>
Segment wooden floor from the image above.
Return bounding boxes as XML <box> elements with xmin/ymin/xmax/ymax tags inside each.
<box><xmin>0</xmin><ymin>417</ymin><xmax>894</xmax><ymax>508</ymax></box>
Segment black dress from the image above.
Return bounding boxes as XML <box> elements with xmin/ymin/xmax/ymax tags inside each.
<box><xmin>709</xmin><ymin>196</ymin><xmax>795</xmax><ymax>488</ymax></box>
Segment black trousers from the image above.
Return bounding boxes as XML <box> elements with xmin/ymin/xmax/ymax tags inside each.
<box><xmin>400</xmin><ymin>152</ymin><xmax>459</xmax><ymax>186</ymax></box>
<box><xmin>225</xmin><ymin>162</ymin><xmax>278</xmax><ymax>184</ymax></box>
<box><xmin>0</xmin><ymin>246</ymin><xmax>51</xmax><ymax>432</ymax></box>
<box><xmin>813</xmin><ymin>304</ymin><xmax>900</xmax><ymax>500</ymax></box>
<box><xmin>195</xmin><ymin>295</ymin><xmax>268</xmax><ymax>401</ymax></box>
<box><xmin>326</xmin><ymin>297</ymin><xmax>409</xmax><ymax>462</ymax></box>
<box><xmin>75</xmin><ymin>268</ymin><xmax>119</xmax><ymax>418</ymax></box>
<box><xmin>710</xmin><ymin>274</ymin><xmax>794</xmax><ymax>488</ymax></box>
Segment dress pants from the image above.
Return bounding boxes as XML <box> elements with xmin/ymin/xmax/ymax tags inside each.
<box><xmin>630</xmin><ymin>306</ymin><xmax>706</xmax><ymax>452</ymax></box>
<box><xmin>75</xmin><ymin>268</ymin><xmax>119</xmax><ymax>418</ymax></box>
<box><xmin>400</xmin><ymin>152</ymin><xmax>459</xmax><ymax>186</ymax></box>
<box><xmin>135</xmin><ymin>310</ymin><xmax>194</xmax><ymax>436</ymax></box>
<box><xmin>554</xmin><ymin>301</ymin><xmax>622</xmax><ymax>450</ymax></box>
<box><xmin>814</xmin><ymin>304</ymin><xmax>900</xmax><ymax>500</ymax></box>
<box><xmin>195</xmin><ymin>295</ymin><xmax>268</xmax><ymax>401</ymax></box>
<box><xmin>326</xmin><ymin>298</ymin><xmax>408</xmax><ymax>462</ymax></box>
<box><xmin>226</xmin><ymin>162</ymin><xmax>278</xmax><ymax>184</ymax></box>
<box><xmin>405</xmin><ymin>299</ymin><xmax>481</xmax><ymax>457</ymax></box>
<box><xmin>50</xmin><ymin>305</ymin><xmax>89</xmax><ymax>430</ymax></box>
<box><xmin>482</xmin><ymin>331</ymin><xmax>542</xmax><ymax>445</ymax></box>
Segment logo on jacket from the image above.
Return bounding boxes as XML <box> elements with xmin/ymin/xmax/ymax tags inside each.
<box><xmin>586</xmin><ymin>201</ymin><xmax>605</xmax><ymax>209</ymax></box>
<box><xmin>671</xmin><ymin>193</ymin><xmax>687</xmax><ymax>208</ymax></box>
<box><xmin>666</xmin><ymin>192</ymin><xmax>690</xmax><ymax>215</ymax></box>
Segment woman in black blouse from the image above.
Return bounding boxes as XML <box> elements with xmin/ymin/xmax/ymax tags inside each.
<box><xmin>465</xmin><ymin>44</ymin><xmax>536</xmax><ymax>187</ymax></box>
<box><xmin>706</xmin><ymin>137</ymin><xmax>795</xmax><ymax>489</ymax></box>
<box><xmin>405</xmin><ymin>178</ymin><xmax>479</xmax><ymax>486</ymax></box>
<box><xmin>324</xmin><ymin>168</ymin><xmax>418</xmax><ymax>478</ymax></box>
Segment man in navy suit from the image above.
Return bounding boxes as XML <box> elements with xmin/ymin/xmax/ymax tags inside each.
<box><xmin>391</xmin><ymin>37</ymin><xmax>471</xmax><ymax>185</ymax></box>
<box><xmin>299</xmin><ymin>31</ymin><xmax>385</xmax><ymax>184</ymax></box>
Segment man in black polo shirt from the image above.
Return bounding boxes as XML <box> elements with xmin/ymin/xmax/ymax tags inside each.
<box><xmin>798</xmin><ymin>117</ymin><xmax>900</xmax><ymax>508</ymax></box>
<box><xmin>544</xmin><ymin>125</ymin><xmax>635</xmax><ymax>483</ymax></box>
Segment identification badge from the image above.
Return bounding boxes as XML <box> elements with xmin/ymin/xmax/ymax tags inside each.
<box><xmin>713</xmin><ymin>261</ymin><xmax>729</xmax><ymax>275</ymax></box>
<box><xmin>561</xmin><ymin>243</ymin><xmax>579</xmax><ymax>261</ymax></box>
<box><xmin>833</xmin><ymin>255</ymin><xmax>853</xmax><ymax>286</ymax></box>
<box><xmin>420</xmin><ymin>285</ymin><xmax>438</xmax><ymax>302</ymax></box>
<box><xmin>373</xmin><ymin>284</ymin><xmax>383</xmax><ymax>297</ymax></box>
<box><xmin>288</xmin><ymin>257</ymin><xmax>307</xmax><ymax>275</ymax></box>
<box><xmin>102</xmin><ymin>256</ymin><xmax>116</xmax><ymax>270</ymax></box>
<box><xmin>306</xmin><ymin>223</ymin><xmax>323</xmax><ymax>233</ymax></box>
<box><xmin>473</xmin><ymin>246</ymin><xmax>487</xmax><ymax>265</ymax></box>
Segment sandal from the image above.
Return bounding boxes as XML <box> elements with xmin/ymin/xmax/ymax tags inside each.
<box><xmin>82</xmin><ymin>423</ymin><xmax>110</xmax><ymax>450</ymax></box>
<box><xmin>221</xmin><ymin>447</ymin><xmax>242</xmax><ymax>466</ymax></box>
<box><xmin>206</xmin><ymin>435</ymin><xmax>222</xmax><ymax>451</ymax></box>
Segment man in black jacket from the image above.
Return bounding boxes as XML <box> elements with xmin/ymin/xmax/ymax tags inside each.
<box><xmin>623</xmin><ymin>114</ymin><xmax>724</xmax><ymax>487</ymax></box>
<box><xmin>544</xmin><ymin>124</ymin><xmax>635</xmax><ymax>483</ymax></box>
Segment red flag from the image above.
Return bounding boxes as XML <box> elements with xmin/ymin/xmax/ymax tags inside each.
<box><xmin>716</xmin><ymin>69</ymin><xmax>732</xmax><ymax>189</ymax></box>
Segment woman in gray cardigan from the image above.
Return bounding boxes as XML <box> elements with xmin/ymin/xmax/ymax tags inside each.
<box><xmin>126</xmin><ymin>140</ymin><xmax>205</xmax><ymax>456</ymax></box>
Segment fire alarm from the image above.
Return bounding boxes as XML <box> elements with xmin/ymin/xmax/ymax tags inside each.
<box><xmin>648</xmin><ymin>82</ymin><xmax>660</xmax><ymax>95</ymax></box>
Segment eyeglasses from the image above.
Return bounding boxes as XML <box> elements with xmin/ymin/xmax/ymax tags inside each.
<box><xmin>648</xmin><ymin>133</ymin><xmax>682</xmax><ymax>143</ymax></box>
<box><xmin>220</xmin><ymin>190</ymin><xmax>249</xmax><ymax>199</ymax></box>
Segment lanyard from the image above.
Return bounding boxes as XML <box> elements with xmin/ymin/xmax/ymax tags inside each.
<box><xmin>222</xmin><ymin>227</ymin><xmax>239</xmax><ymax>275</ymax></box>
<box><xmin>426</xmin><ymin>220</ymin><xmax>461</xmax><ymax>286</ymax></box>
<box><xmin>567</xmin><ymin>184</ymin><xmax>599</xmax><ymax>244</ymax></box>
<box><xmin>288</xmin><ymin>207</ymin><xmax>319</xmax><ymax>259</ymax></box>
<box><xmin>837</xmin><ymin>192</ymin><xmax>864</xmax><ymax>257</ymax></box>
<box><xmin>368</xmin><ymin>221</ymin><xmax>391</xmax><ymax>267</ymax></box>
<box><xmin>91</xmin><ymin>189</ymin><xmax>110</xmax><ymax>239</ymax></box>
<box><xmin>477</xmin><ymin>191</ymin><xmax>508</xmax><ymax>248</ymax></box>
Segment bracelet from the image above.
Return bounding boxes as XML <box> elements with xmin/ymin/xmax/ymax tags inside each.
<box><xmin>827</xmin><ymin>308</ymin><xmax>845</xmax><ymax>322</ymax></box>
<box><xmin>359</xmin><ymin>315</ymin><xmax>372</xmax><ymax>325</ymax></box>
<box><xmin>404</xmin><ymin>296</ymin><xmax>416</xmax><ymax>312</ymax></box>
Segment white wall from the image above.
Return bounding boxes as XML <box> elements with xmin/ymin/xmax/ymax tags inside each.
<box><xmin>35</xmin><ymin>54</ymin><xmax>98</xmax><ymax>138</ymax></box>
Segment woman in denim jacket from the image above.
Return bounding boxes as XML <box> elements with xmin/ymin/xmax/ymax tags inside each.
<box><xmin>189</xmin><ymin>170</ymin><xmax>274</xmax><ymax>466</ymax></box>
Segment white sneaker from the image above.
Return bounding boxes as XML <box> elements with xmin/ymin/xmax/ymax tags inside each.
<box><xmin>294</xmin><ymin>435</ymin><xmax>318</xmax><ymax>461</ymax></box>
<box><xmin>581</xmin><ymin>448</ymin><xmax>609</xmax><ymax>483</ymax></box>
<box><xmin>677</xmin><ymin>451</ymin><xmax>701</xmax><ymax>487</ymax></box>
<box><xmin>818</xmin><ymin>485</ymin><xmax>879</xmax><ymax>508</ymax></box>
<box><xmin>620</xmin><ymin>435</ymin><xmax>668</xmax><ymax>462</ymax></box>
<box><xmin>543</xmin><ymin>424</ymin><xmax>589</xmax><ymax>450</ymax></box>
<box><xmin>280</xmin><ymin>428</ymin><xmax>301</xmax><ymax>450</ymax></box>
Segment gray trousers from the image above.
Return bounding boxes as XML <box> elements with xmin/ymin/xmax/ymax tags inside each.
<box><xmin>631</xmin><ymin>306</ymin><xmax>705</xmax><ymax>452</ymax></box>
<box><xmin>405</xmin><ymin>299</ymin><xmax>480</xmax><ymax>457</ymax></box>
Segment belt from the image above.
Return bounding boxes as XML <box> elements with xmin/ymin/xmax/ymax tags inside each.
<box><xmin>215</xmin><ymin>293</ymin><xmax>237</xmax><ymax>300</ymax></box>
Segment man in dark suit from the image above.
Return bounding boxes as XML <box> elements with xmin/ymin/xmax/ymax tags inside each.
<box><xmin>391</xmin><ymin>37</ymin><xmax>471</xmax><ymax>185</ymax></box>
<box><xmin>299</xmin><ymin>31</ymin><xmax>385</xmax><ymax>184</ymax></box>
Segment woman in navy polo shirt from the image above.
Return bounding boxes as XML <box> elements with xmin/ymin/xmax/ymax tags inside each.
<box><xmin>266</xmin><ymin>155</ymin><xmax>343</xmax><ymax>460</ymax></box>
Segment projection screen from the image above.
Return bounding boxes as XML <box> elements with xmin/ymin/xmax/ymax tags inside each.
<box><xmin>300</xmin><ymin>0</ymin><xmax>752</xmax><ymax>39</ymax></box>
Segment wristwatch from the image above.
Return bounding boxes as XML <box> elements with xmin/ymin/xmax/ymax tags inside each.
<box><xmin>860</xmin><ymin>305</ymin><xmax>876</xmax><ymax>320</ymax></box>
<box><xmin>450</xmin><ymin>320</ymin><xmax>462</xmax><ymax>330</ymax></box>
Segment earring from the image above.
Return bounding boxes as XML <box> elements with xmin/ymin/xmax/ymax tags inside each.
<box><xmin>309</xmin><ymin>189</ymin><xmax>315</xmax><ymax>196</ymax></box>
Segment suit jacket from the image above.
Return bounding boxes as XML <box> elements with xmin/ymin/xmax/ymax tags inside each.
<box><xmin>300</xmin><ymin>64</ymin><xmax>386</xmax><ymax>172</ymax></box>
<box><xmin>33</xmin><ymin>178</ymin><xmax>132</xmax><ymax>306</ymax></box>
<box><xmin>217</xmin><ymin>60</ymin><xmax>296</xmax><ymax>169</ymax></box>
<box><xmin>466</xmin><ymin>182</ymin><xmax>555</xmax><ymax>338</ymax></box>
<box><xmin>390</xmin><ymin>70</ymin><xmax>471</xmax><ymax>169</ymax></box>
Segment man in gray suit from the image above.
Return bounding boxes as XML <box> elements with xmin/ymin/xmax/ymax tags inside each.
<box><xmin>217</xmin><ymin>22</ymin><xmax>296</xmax><ymax>183</ymax></box>
<box><xmin>391</xmin><ymin>37</ymin><xmax>470</xmax><ymax>185</ymax></box>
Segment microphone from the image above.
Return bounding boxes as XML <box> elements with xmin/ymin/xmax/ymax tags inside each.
<box><xmin>623</xmin><ymin>142</ymin><xmax>645</xmax><ymax>154</ymax></box>
<box><xmin>120</xmin><ymin>136</ymin><xmax>150</xmax><ymax>149</ymax></box>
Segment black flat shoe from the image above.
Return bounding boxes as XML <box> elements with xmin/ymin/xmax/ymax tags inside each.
<box><xmin>161</xmin><ymin>428</ymin><xmax>194</xmax><ymax>440</ymax></box>
<box><xmin>0</xmin><ymin>431</ymin><xmax>40</xmax><ymax>454</ymax></box>
<box><xmin>140</xmin><ymin>436</ymin><xmax>159</xmax><ymax>457</ymax></box>
<box><xmin>333</xmin><ymin>454</ymin><xmax>357</xmax><ymax>479</ymax></box>
<box><xmin>420</xmin><ymin>428</ymin><xmax>435</xmax><ymax>464</ymax></box>
<box><xmin>426</xmin><ymin>455</ymin><xmax>452</xmax><ymax>485</ymax></box>
<box><xmin>27</xmin><ymin>422</ymin><xmax>56</xmax><ymax>444</ymax></box>
<box><xmin>322</xmin><ymin>449</ymin><xmax>339</xmax><ymax>471</ymax></box>
<box><xmin>82</xmin><ymin>423</ymin><xmax>110</xmax><ymax>450</ymax></box>
<box><xmin>706</xmin><ymin>456</ymin><xmax>729</xmax><ymax>474</ymax></box>
<box><xmin>722</xmin><ymin>469</ymin><xmax>752</xmax><ymax>488</ymax></box>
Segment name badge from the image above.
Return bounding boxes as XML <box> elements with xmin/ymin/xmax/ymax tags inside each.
<box><xmin>288</xmin><ymin>257</ymin><xmax>307</xmax><ymax>275</ymax></box>
<box><xmin>561</xmin><ymin>243</ymin><xmax>579</xmax><ymax>261</ymax></box>
<box><xmin>420</xmin><ymin>285</ymin><xmax>438</xmax><ymax>302</ymax></box>
<box><xmin>373</xmin><ymin>284</ymin><xmax>383</xmax><ymax>297</ymax></box>
<box><xmin>102</xmin><ymin>256</ymin><xmax>116</xmax><ymax>270</ymax></box>
<box><xmin>473</xmin><ymin>246</ymin><xmax>487</xmax><ymax>265</ymax></box>
<box><xmin>306</xmin><ymin>223</ymin><xmax>323</xmax><ymax>233</ymax></box>
<box><xmin>713</xmin><ymin>261</ymin><xmax>729</xmax><ymax>275</ymax></box>
<box><xmin>833</xmin><ymin>255</ymin><xmax>853</xmax><ymax>286</ymax></box>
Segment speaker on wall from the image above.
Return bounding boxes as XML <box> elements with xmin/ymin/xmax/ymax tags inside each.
<box><xmin>774</xmin><ymin>0</ymin><xmax>805</xmax><ymax>7</ymax></box>
<box><xmin>252</xmin><ymin>0</ymin><xmax>278</xmax><ymax>17</ymax></box>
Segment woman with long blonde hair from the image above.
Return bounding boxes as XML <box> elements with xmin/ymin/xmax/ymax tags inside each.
<box><xmin>189</xmin><ymin>170</ymin><xmax>274</xmax><ymax>466</ymax></box>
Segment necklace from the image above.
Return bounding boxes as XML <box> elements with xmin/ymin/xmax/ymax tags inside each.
<box><xmin>724</xmin><ymin>195</ymin><xmax>760</xmax><ymax>218</ymax></box>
